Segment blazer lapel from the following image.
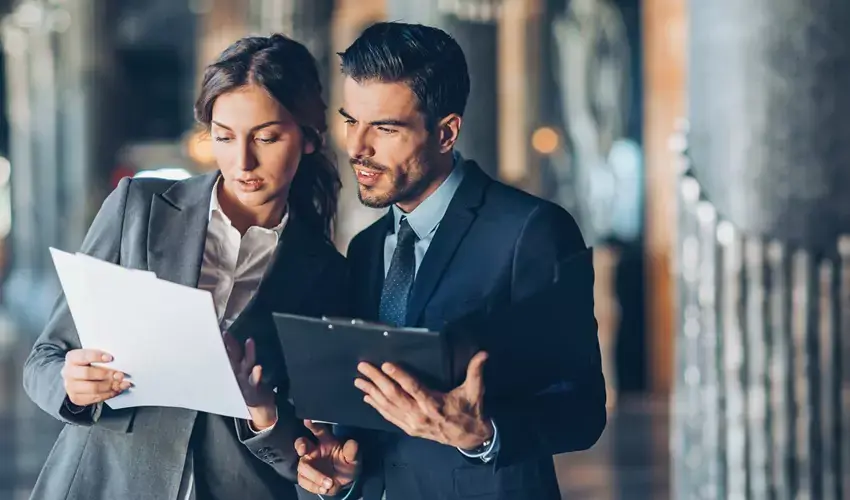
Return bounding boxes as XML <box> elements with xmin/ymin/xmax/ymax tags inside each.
<box><xmin>253</xmin><ymin>214</ymin><xmax>327</xmax><ymax>315</ymax></box>
<box><xmin>405</xmin><ymin>162</ymin><xmax>490</xmax><ymax>326</ymax></box>
<box><xmin>147</xmin><ymin>173</ymin><xmax>218</xmax><ymax>287</ymax></box>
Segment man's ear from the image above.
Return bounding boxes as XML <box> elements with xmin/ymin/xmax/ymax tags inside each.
<box><xmin>436</xmin><ymin>114</ymin><xmax>462</xmax><ymax>154</ymax></box>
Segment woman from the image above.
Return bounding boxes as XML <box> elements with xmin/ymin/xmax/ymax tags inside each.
<box><xmin>23</xmin><ymin>34</ymin><xmax>349</xmax><ymax>500</ymax></box>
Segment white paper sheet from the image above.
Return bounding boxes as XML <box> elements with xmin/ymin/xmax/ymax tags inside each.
<box><xmin>50</xmin><ymin>248</ymin><xmax>251</xmax><ymax>419</ymax></box>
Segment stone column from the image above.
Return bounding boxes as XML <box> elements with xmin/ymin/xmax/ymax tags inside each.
<box><xmin>676</xmin><ymin>0</ymin><xmax>850</xmax><ymax>497</ymax></box>
<box><xmin>247</xmin><ymin>0</ymin><xmax>335</xmax><ymax>103</ymax></box>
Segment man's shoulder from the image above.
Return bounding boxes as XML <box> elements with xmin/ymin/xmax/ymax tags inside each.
<box><xmin>481</xmin><ymin>175</ymin><xmax>576</xmax><ymax>229</ymax></box>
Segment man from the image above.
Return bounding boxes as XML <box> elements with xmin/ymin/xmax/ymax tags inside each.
<box><xmin>297</xmin><ymin>22</ymin><xmax>606</xmax><ymax>500</ymax></box>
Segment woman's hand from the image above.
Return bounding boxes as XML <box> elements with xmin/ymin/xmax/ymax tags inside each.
<box><xmin>223</xmin><ymin>332</ymin><xmax>277</xmax><ymax>429</ymax></box>
<box><xmin>62</xmin><ymin>349</ymin><xmax>130</xmax><ymax>406</ymax></box>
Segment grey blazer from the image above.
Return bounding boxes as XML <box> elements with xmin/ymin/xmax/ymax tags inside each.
<box><xmin>22</xmin><ymin>173</ymin><xmax>350</xmax><ymax>500</ymax></box>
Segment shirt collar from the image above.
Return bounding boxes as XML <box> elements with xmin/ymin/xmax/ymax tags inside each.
<box><xmin>209</xmin><ymin>176</ymin><xmax>289</xmax><ymax>236</ymax></box>
<box><xmin>391</xmin><ymin>150</ymin><xmax>466</xmax><ymax>239</ymax></box>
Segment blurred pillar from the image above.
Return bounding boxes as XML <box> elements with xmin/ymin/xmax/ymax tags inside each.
<box><xmin>248</xmin><ymin>0</ymin><xmax>335</xmax><ymax>104</ymax></box>
<box><xmin>386</xmin><ymin>0</ymin><xmax>501</xmax><ymax>178</ymax></box>
<box><xmin>642</xmin><ymin>0</ymin><xmax>685</xmax><ymax>394</ymax></box>
<box><xmin>496</xmin><ymin>0</ymin><xmax>541</xmax><ymax>194</ymax></box>
<box><xmin>195</xmin><ymin>0</ymin><xmax>248</xmax><ymax>85</ymax></box>
<box><xmin>2</xmin><ymin>0</ymin><xmax>120</xmax><ymax>331</ymax></box>
<box><xmin>675</xmin><ymin>0</ymin><xmax>850</xmax><ymax>498</ymax></box>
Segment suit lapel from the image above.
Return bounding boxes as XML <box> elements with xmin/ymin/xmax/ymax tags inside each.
<box><xmin>147</xmin><ymin>173</ymin><xmax>218</xmax><ymax>287</ymax></box>
<box><xmin>405</xmin><ymin>162</ymin><xmax>490</xmax><ymax>326</ymax></box>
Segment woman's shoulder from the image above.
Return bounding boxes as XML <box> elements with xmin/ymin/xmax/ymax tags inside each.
<box><xmin>123</xmin><ymin>176</ymin><xmax>179</xmax><ymax>196</ymax></box>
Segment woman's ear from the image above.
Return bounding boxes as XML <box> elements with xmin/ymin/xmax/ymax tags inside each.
<box><xmin>302</xmin><ymin>127</ymin><xmax>318</xmax><ymax>155</ymax></box>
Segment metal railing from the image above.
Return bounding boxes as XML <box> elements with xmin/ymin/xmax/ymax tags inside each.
<box><xmin>674</xmin><ymin>145</ymin><xmax>846</xmax><ymax>500</ymax></box>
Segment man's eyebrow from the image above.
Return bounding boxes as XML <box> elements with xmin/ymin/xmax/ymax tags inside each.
<box><xmin>338</xmin><ymin>108</ymin><xmax>411</xmax><ymax>128</ymax></box>
<box><xmin>338</xmin><ymin>108</ymin><xmax>355</xmax><ymax>121</ymax></box>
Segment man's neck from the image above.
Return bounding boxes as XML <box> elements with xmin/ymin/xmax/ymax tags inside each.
<box><xmin>395</xmin><ymin>153</ymin><xmax>456</xmax><ymax>213</ymax></box>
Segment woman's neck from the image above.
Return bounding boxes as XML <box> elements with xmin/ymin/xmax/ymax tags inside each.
<box><xmin>217</xmin><ymin>181</ymin><xmax>287</xmax><ymax>236</ymax></box>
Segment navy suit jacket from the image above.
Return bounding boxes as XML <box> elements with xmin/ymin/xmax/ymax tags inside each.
<box><xmin>346</xmin><ymin>161</ymin><xmax>607</xmax><ymax>500</ymax></box>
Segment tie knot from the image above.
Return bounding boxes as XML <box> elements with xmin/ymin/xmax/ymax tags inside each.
<box><xmin>397</xmin><ymin>217</ymin><xmax>417</xmax><ymax>245</ymax></box>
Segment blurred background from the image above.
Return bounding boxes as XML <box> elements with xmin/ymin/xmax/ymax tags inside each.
<box><xmin>1</xmin><ymin>0</ymin><xmax>848</xmax><ymax>498</ymax></box>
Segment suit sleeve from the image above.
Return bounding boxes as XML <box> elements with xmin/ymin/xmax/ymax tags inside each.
<box><xmin>490</xmin><ymin>202</ymin><xmax>607</xmax><ymax>468</ymax></box>
<box><xmin>22</xmin><ymin>177</ymin><xmax>133</xmax><ymax>427</ymax></box>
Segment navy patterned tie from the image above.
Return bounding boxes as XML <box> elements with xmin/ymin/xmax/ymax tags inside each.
<box><xmin>379</xmin><ymin>217</ymin><xmax>418</xmax><ymax>327</ymax></box>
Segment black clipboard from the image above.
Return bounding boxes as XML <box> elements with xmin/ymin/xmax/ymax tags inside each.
<box><xmin>273</xmin><ymin>314</ymin><xmax>464</xmax><ymax>432</ymax></box>
<box><xmin>272</xmin><ymin>248</ymin><xmax>596</xmax><ymax>432</ymax></box>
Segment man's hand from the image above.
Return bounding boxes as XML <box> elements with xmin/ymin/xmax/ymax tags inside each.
<box><xmin>355</xmin><ymin>351</ymin><xmax>494</xmax><ymax>450</ymax></box>
<box><xmin>62</xmin><ymin>349</ymin><xmax>130</xmax><ymax>407</ymax></box>
<box><xmin>295</xmin><ymin>420</ymin><xmax>359</xmax><ymax>496</ymax></box>
<box><xmin>223</xmin><ymin>333</ymin><xmax>276</xmax><ymax>430</ymax></box>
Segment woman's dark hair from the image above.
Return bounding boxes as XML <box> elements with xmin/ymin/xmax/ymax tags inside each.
<box><xmin>195</xmin><ymin>34</ymin><xmax>340</xmax><ymax>240</ymax></box>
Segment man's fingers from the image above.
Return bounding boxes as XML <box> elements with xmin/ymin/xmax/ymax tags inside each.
<box><xmin>65</xmin><ymin>349</ymin><xmax>113</xmax><ymax>366</ymax></box>
<box><xmin>297</xmin><ymin>471</ymin><xmax>327</xmax><ymax>495</ymax></box>
<box><xmin>342</xmin><ymin>439</ymin><xmax>359</xmax><ymax>465</ymax></box>
<box><xmin>294</xmin><ymin>437</ymin><xmax>316</xmax><ymax>457</ymax></box>
<box><xmin>363</xmin><ymin>395</ymin><xmax>411</xmax><ymax>435</ymax></box>
<box><xmin>462</xmin><ymin>351</ymin><xmax>489</xmax><ymax>399</ymax></box>
<box><xmin>303</xmin><ymin>420</ymin><xmax>336</xmax><ymax>445</ymax></box>
<box><xmin>382</xmin><ymin>363</ymin><xmax>431</xmax><ymax>404</ymax></box>
<box><xmin>298</xmin><ymin>458</ymin><xmax>335</xmax><ymax>494</ymax></box>
<box><xmin>357</xmin><ymin>362</ymin><xmax>405</xmax><ymax>402</ymax></box>
<box><xmin>354</xmin><ymin>377</ymin><xmax>396</xmax><ymax>411</ymax></box>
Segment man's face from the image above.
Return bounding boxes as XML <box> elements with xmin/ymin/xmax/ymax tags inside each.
<box><xmin>340</xmin><ymin>78</ymin><xmax>442</xmax><ymax>210</ymax></box>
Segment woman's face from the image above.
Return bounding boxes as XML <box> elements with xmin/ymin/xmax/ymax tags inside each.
<box><xmin>210</xmin><ymin>84</ymin><xmax>314</xmax><ymax>211</ymax></box>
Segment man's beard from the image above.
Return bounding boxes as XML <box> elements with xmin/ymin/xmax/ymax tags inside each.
<box><xmin>351</xmin><ymin>156</ymin><xmax>432</xmax><ymax>209</ymax></box>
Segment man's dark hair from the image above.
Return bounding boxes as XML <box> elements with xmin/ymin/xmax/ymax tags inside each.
<box><xmin>338</xmin><ymin>22</ymin><xmax>470</xmax><ymax>129</ymax></box>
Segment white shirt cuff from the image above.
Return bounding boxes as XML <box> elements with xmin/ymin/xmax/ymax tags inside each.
<box><xmin>457</xmin><ymin>419</ymin><xmax>500</xmax><ymax>463</ymax></box>
<box><xmin>318</xmin><ymin>480</ymin><xmax>357</xmax><ymax>500</ymax></box>
<box><xmin>247</xmin><ymin>407</ymin><xmax>278</xmax><ymax>435</ymax></box>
